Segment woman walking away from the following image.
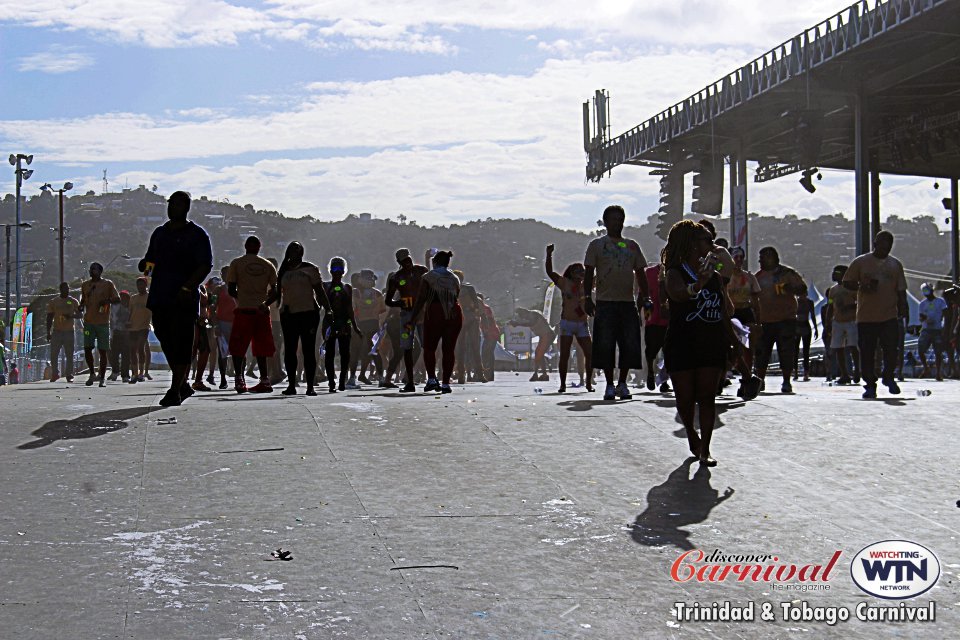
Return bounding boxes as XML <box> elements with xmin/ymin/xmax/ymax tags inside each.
<box><xmin>276</xmin><ymin>242</ymin><xmax>331</xmax><ymax>396</ymax></box>
<box><xmin>662</xmin><ymin>221</ymin><xmax>732</xmax><ymax>467</ymax></box>
<box><xmin>545</xmin><ymin>244</ymin><xmax>593</xmax><ymax>393</ymax></box>
<box><xmin>409</xmin><ymin>250</ymin><xmax>462</xmax><ymax>394</ymax></box>
<box><xmin>322</xmin><ymin>257</ymin><xmax>361</xmax><ymax>393</ymax></box>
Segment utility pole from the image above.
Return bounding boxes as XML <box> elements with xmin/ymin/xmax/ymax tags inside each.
<box><xmin>8</xmin><ymin>153</ymin><xmax>34</xmax><ymax>311</ymax></box>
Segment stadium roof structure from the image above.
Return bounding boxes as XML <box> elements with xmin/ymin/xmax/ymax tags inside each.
<box><xmin>583</xmin><ymin>0</ymin><xmax>960</xmax><ymax>265</ymax></box>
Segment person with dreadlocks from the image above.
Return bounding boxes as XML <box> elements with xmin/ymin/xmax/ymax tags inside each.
<box><xmin>275</xmin><ymin>241</ymin><xmax>331</xmax><ymax>396</ymax></box>
<box><xmin>322</xmin><ymin>256</ymin><xmax>362</xmax><ymax>392</ymax></box>
<box><xmin>545</xmin><ymin>243</ymin><xmax>593</xmax><ymax>393</ymax></box>
<box><xmin>408</xmin><ymin>250</ymin><xmax>461</xmax><ymax>394</ymax></box>
<box><xmin>662</xmin><ymin>220</ymin><xmax>733</xmax><ymax>467</ymax></box>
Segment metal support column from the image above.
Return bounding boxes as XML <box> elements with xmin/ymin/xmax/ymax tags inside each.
<box><xmin>737</xmin><ymin>158</ymin><xmax>748</xmax><ymax>267</ymax></box>
<box><xmin>952</xmin><ymin>177</ymin><xmax>959</xmax><ymax>285</ymax></box>
<box><xmin>870</xmin><ymin>169</ymin><xmax>881</xmax><ymax>235</ymax></box>
<box><xmin>854</xmin><ymin>94</ymin><xmax>871</xmax><ymax>255</ymax></box>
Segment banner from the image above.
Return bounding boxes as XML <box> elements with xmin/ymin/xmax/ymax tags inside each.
<box><xmin>542</xmin><ymin>282</ymin><xmax>556</xmax><ymax>322</ymax></box>
<box><xmin>10</xmin><ymin>308</ymin><xmax>26</xmax><ymax>355</ymax></box>
<box><xmin>23</xmin><ymin>311</ymin><xmax>32</xmax><ymax>352</ymax></box>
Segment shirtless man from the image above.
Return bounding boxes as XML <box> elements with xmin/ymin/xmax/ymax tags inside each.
<box><xmin>383</xmin><ymin>248</ymin><xmax>429</xmax><ymax>392</ymax></box>
<box><xmin>79</xmin><ymin>262</ymin><xmax>121</xmax><ymax>387</ymax></box>
<box><xmin>46</xmin><ymin>282</ymin><xmax>81</xmax><ymax>382</ymax></box>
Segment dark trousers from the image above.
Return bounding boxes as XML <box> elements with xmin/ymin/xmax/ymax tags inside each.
<box><xmin>423</xmin><ymin>303</ymin><xmax>463</xmax><ymax>384</ymax></box>
<box><xmin>322</xmin><ymin>317</ymin><xmax>351</xmax><ymax>387</ymax></box>
<box><xmin>110</xmin><ymin>330</ymin><xmax>131</xmax><ymax>379</ymax></box>
<box><xmin>280</xmin><ymin>310</ymin><xmax>319</xmax><ymax>388</ymax></box>
<box><xmin>857</xmin><ymin>319</ymin><xmax>899</xmax><ymax>385</ymax></box>
<box><xmin>481</xmin><ymin>336</ymin><xmax>497</xmax><ymax>378</ymax></box>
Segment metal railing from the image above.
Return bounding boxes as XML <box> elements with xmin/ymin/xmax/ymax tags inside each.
<box><xmin>586</xmin><ymin>0</ymin><xmax>949</xmax><ymax>181</ymax></box>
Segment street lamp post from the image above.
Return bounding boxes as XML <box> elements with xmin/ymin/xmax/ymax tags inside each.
<box><xmin>41</xmin><ymin>182</ymin><xmax>74</xmax><ymax>284</ymax></box>
<box><xmin>8</xmin><ymin>153</ymin><xmax>34</xmax><ymax>310</ymax></box>
<box><xmin>3</xmin><ymin>222</ymin><xmax>32</xmax><ymax>329</ymax></box>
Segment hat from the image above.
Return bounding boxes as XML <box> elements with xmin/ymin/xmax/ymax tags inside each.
<box><xmin>395</xmin><ymin>248</ymin><xmax>410</xmax><ymax>262</ymax></box>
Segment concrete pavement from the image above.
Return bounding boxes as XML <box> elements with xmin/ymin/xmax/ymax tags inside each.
<box><xmin>0</xmin><ymin>373</ymin><xmax>957</xmax><ymax>638</ymax></box>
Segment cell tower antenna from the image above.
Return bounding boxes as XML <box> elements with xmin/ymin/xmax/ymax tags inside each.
<box><xmin>102</xmin><ymin>169</ymin><xmax>109</xmax><ymax>195</ymax></box>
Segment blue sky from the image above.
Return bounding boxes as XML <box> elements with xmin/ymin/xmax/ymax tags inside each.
<box><xmin>0</xmin><ymin>0</ymin><xmax>949</xmax><ymax>229</ymax></box>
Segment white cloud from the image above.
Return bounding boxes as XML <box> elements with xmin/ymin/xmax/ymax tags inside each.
<box><xmin>0</xmin><ymin>47</ymin><xmax>754</xmax><ymax>163</ymax></box>
<box><xmin>0</xmin><ymin>1</ymin><xmax>860</xmax><ymax>52</ymax></box>
<box><xmin>18</xmin><ymin>45</ymin><xmax>94</xmax><ymax>73</ymax></box>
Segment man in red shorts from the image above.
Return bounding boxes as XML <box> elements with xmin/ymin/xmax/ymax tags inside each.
<box><xmin>226</xmin><ymin>236</ymin><xmax>278</xmax><ymax>394</ymax></box>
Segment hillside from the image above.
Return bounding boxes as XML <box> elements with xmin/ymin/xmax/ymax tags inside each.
<box><xmin>4</xmin><ymin>186</ymin><xmax>952</xmax><ymax>320</ymax></box>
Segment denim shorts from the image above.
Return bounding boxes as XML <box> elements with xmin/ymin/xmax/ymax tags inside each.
<box><xmin>558</xmin><ymin>319</ymin><xmax>590</xmax><ymax>338</ymax></box>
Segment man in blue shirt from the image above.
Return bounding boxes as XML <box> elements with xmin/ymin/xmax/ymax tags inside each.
<box><xmin>138</xmin><ymin>191</ymin><xmax>213</xmax><ymax>406</ymax></box>
<box><xmin>917</xmin><ymin>282</ymin><xmax>948</xmax><ymax>381</ymax></box>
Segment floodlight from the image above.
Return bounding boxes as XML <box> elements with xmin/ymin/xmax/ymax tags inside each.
<box><xmin>799</xmin><ymin>167</ymin><xmax>818</xmax><ymax>194</ymax></box>
<box><xmin>24</xmin><ymin>154</ymin><xmax>33</xmax><ymax>165</ymax></box>
<box><xmin>63</xmin><ymin>182</ymin><xmax>73</xmax><ymax>190</ymax></box>
<box><xmin>22</xmin><ymin>169</ymin><xmax>33</xmax><ymax>180</ymax></box>
<box><xmin>8</xmin><ymin>154</ymin><xmax>15</xmax><ymax>165</ymax></box>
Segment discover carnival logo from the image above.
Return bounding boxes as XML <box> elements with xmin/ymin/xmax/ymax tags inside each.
<box><xmin>671</xmin><ymin>548</ymin><xmax>842</xmax><ymax>584</ymax></box>
<box><xmin>850</xmin><ymin>540</ymin><xmax>941</xmax><ymax>599</ymax></box>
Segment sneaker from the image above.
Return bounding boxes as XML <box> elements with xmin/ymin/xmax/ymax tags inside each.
<box><xmin>305</xmin><ymin>387</ymin><xmax>317</xmax><ymax>396</ymax></box>
<box><xmin>107</xmin><ymin>373</ymin><xmax>119</xmax><ymax>382</ymax></box>
<box><xmin>538</xmin><ymin>373</ymin><xmax>550</xmax><ymax>381</ymax></box>
<box><xmin>158</xmin><ymin>390</ymin><xmax>181</xmax><ymax>407</ymax></box>
<box><xmin>206</xmin><ymin>373</ymin><xmax>215</xmax><ymax>384</ymax></box>
<box><xmin>219</xmin><ymin>378</ymin><xmax>228</xmax><ymax>389</ymax></box>
<box><xmin>65</xmin><ymin>376</ymin><xmax>73</xmax><ymax>383</ymax></box>
<box><xmin>738</xmin><ymin>376</ymin><xmax>760</xmax><ymax>401</ymax></box>
<box><xmin>145</xmin><ymin>373</ymin><xmax>153</xmax><ymax>380</ymax></box>
<box><xmin>137</xmin><ymin>375</ymin><xmax>146</xmax><ymax>382</ymax></box>
<box><xmin>862</xmin><ymin>383</ymin><xmax>877</xmax><ymax>399</ymax></box>
<box><xmin>358</xmin><ymin>375</ymin><xmax>371</xmax><ymax>385</ymax></box>
<box><xmin>616</xmin><ymin>383</ymin><xmax>632</xmax><ymax>400</ymax></box>
<box><xmin>781</xmin><ymin>381</ymin><xmax>792</xmax><ymax>394</ymax></box>
<box><xmin>129</xmin><ymin>378</ymin><xmax>137</xmax><ymax>384</ymax></box>
<box><xmin>885</xmin><ymin>379</ymin><xmax>901</xmax><ymax>395</ymax></box>
<box><xmin>282</xmin><ymin>385</ymin><xmax>297</xmax><ymax>396</ymax></box>
<box><xmin>558</xmin><ymin>384</ymin><xmax>566</xmax><ymax>394</ymax></box>
<box><xmin>528</xmin><ymin>373</ymin><xmax>539</xmax><ymax>382</ymax></box>
<box><xmin>836</xmin><ymin>376</ymin><xmax>852</xmax><ymax>385</ymax></box>
<box><xmin>50</xmin><ymin>374</ymin><xmax>60</xmax><ymax>383</ymax></box>
<box><xmin>646</xmin><ymin>373</ymin><xmax>655</xmax><ymax>391</ymax></box>
<box><xmin>659</xmin><ymin>382</ymin><xmax>672</xmax><ymax>393</ymax></box>
<box><xmin>399</xmin><ymin>383</ymin><xmax>416</xmax><ymax>393</ymax></box>
<box><xmin>235</xmin><ymin>379</ymin><xmax>248</xmax><ymax>394</ymax></box>
<box><xmin>180</xmin><ymin>384</ymin><xmax>194</xmax><ymax>400</ymax></box>
<box><xmin>424</xmin><ymin>379</ymin><xmax>440</xmax><ymax>393</ymax></box>
<box><xmin>603</xmin><ymin>384</ymin><xmax>616</xmax><ymax>401</ymax></box>
<box><xmin>329</xmin><ymin>383</ymin><xmax>337</xmax><ymax>393</ymax></box>
<box><xmin>98</xmin><ymin>377</ymin><xmax>106</xmax><ymax>388</ymax></box>
<box><xmin>122</xmin><ymin>377</ymin><xmax>130</xmax><ymax>383</ymax></box>
<box><xmin>379</xmin><ymin>381</ymin><xmax>398</xmax><ymax>389</ymax></box>
<box><xmin>249</xmin><ymin>381</ymin><xmax>273</xmax><ymax>393</ymax></box>
<box><xmin>440</xmin><ymin>384</ymin><xmax>452</xmax><ymax>394</ymax></box>
<box><xmin>86</xmin><ymin>375</ymin><xmax>95</xmax><ymax>387</ymax></box>
<box><xmin>192</xmin><ymin>381</ymin><xmax>212</xmax><ymax>391</ymax></box>
<box><xmin>345</xmin><ymin>381</ymin><xmax>362</xmax><ymax>390</ymax></box>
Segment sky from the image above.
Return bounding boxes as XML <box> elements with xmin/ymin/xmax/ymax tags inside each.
<box><xmin>0</xmin><ymin>0</ymin><xmax>951</xmax><ymax>230</ymax></box>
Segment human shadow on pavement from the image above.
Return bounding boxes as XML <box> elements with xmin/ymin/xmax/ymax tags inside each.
<box><xmin>17</xmin><ymin>406</ymin><xmax>161</xmax><ymax>449</ymax></box>
<box><xmin>629</xmin><ymin>459</ymin><xmax>734</xmax><ymax>550</ymax></box>
<box><xmin>557</xmin><ymin>399</ymin><xmax>619</xmax><ymax>412</ymax></box>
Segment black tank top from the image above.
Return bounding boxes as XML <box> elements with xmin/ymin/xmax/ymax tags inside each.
<box><xmin>665</xmin><ymin>265</ymin><xmax>728</xmax><ymax>362</ymax></box>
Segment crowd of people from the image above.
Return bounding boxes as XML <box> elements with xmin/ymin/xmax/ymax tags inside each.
<box><xmin>7</xmin><ymin>194</ymin><xmax>960</xmax><ymax>466</ymax></box>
